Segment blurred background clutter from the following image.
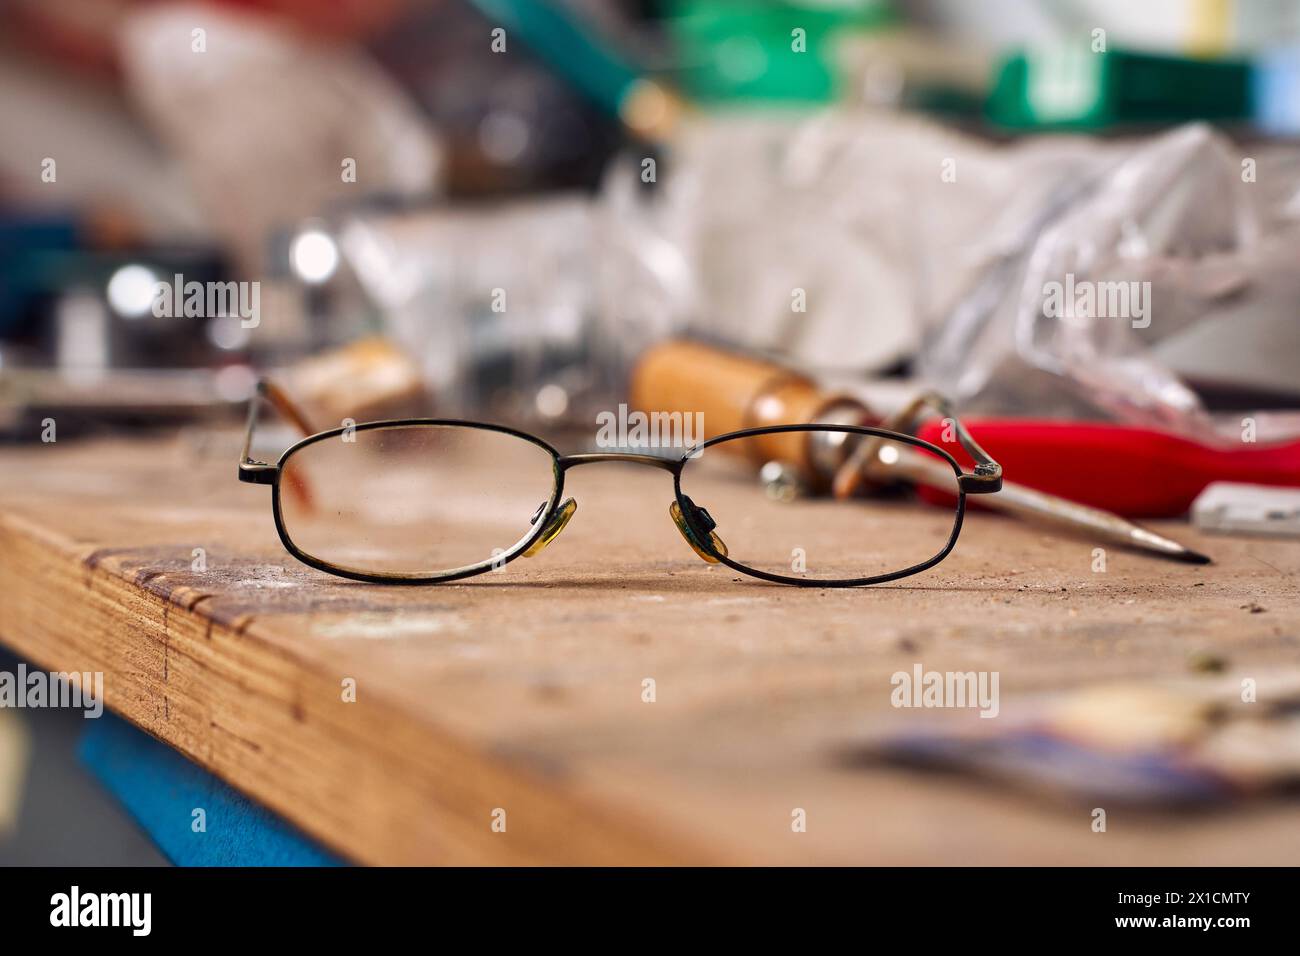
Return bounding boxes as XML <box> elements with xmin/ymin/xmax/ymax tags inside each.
<box><xmin>3</xmin><ymin>0</ymin><xmax>1300</xmax><ymax>442</ymax></box>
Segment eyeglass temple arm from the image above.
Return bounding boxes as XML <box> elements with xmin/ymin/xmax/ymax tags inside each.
<box><xmin>238</xmin><ymin>379</ymin><xmax>318</xmax><ymax>484</ymax></box>
<box><xmin>918</xmin><ymin>393</ymin><xmax>1002</xmax><ymax>495</ymax></box>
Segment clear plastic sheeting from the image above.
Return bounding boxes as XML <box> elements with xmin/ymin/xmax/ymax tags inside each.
<box><xmin>327</xmin><ymin>110</ymin><xmax>1300</xmax><ymax>439</ymax></box>
<box><xmin>611</xmin><ymin>112</ymin><xmax>1300</xmax><ymax>439</ymax></box>
<box><xmin>340</xmin><ymin>197</ymin><xmax>600</xmax><ymax>419</ymax></box>
<box><xmin>918</xmin><ymin>123</ymin><xmax>1300</xmax><ymax>440</ymax></box>
<box><xmin>598</xmin><ymin>112</ymin><xmax>936</xmax><ymax>376</ymax></box>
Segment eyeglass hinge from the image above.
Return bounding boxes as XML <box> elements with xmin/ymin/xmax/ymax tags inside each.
<box><xmin>238</xmin><ymin>461</ymin><xmax>278</xmax><ymax>485</ymax></box>
<box><xmin>959</xmin><ymin>472</ymin><xmax>1002</xmax><ymax>494</ymax></box>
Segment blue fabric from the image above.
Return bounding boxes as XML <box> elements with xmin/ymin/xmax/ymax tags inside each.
<box><xmin>78</xmin><ymin>713</ymin><xmax>345</xmax><ymax>866</ymax></box>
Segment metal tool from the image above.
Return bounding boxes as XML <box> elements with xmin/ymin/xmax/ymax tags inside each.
<box><xmin>873</xmin><ymin>442</ymin><xmax>1210</xmax><ymax>563</ymax></box>
<box><xmin>834</xmin><ymin>392</ymin><xmax>1211</xmax><ymax>564</ymax></box>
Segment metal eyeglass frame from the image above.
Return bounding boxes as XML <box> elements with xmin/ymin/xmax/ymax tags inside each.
<box><xmin>239</xmin><ymin>380</ymin><xmax>1002</xmax><ymax>588</ymax></box>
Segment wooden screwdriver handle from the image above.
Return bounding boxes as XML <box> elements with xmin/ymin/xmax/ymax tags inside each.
<box><xmin>629</xmin><ymin>339</ymin><xmax>870</xmax><ymax>478</ymax></box>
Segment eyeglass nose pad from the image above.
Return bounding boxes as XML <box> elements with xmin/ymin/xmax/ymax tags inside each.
<box><xmin>523</xmin><ymin>498</ymin><xmax>577</xmax><ymax>558</ymax></box>
<box><xmin>669</xmin><ymin>497</ymin><xmax>728</xmax><ymax>564</ymax></box>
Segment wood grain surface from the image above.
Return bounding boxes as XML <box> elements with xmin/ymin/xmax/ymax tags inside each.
<box><xmin>1</xmin><ymin>430</ymin><xmax>1298</xmax><ymax>864</ymax></box>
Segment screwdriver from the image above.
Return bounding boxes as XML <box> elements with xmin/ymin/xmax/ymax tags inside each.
<box><xmin>831</xmin><ymin>393</ymin><xmax>1212</xmax><ymax>564</ymax></box>
<box><xmin>631</xmin><ymin>339</ymin><xmax>1215</xmax><ymax>563</ymax></box>
<box><xmin>916</xmin><ymin>419</ymin><xmax>1300</xmax><ymax>519</ymax></box>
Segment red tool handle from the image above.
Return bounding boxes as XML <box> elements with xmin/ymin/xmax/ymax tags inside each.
<box><xmin>916</xmin><ymin>419</ymin><xmax>1300</xmax><ymax>518</ymax></box>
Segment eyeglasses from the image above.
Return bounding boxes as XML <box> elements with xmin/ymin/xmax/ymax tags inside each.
<box><xmin>239</xmin><ymin>381</ymin><xmax>1001</xmax><ymax>587</ymax></box>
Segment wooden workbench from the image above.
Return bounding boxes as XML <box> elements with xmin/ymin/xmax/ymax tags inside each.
<box><xmin>1</xmin><ymin>431</ymin><xmax>1297</xmax><ymax>864</ymax></box>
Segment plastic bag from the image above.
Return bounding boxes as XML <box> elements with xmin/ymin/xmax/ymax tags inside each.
<box><xmin>919</xmin><ymin>122</ymin><xmax>1300</xmax><ymax>440</ymax></box>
